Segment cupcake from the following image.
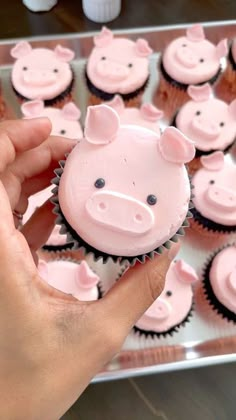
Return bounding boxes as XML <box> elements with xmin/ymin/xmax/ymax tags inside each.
<box><xmin>154</xmin><ymin>24</ymin><xmax>228</xmax><ymax>117</ymax></box>
<box><xmin>134</xmin><ymin>259</ymin><xmax>198</xmax><ymax>337</ymax></box>
<box><xmin>106</xmin><ymin>95</ymin><xmax>163</xmax><ymax>136</ymax></box>
<box><xmin>21</xmin><ymin>100</ymin><xmax>83</xmax><ymax>140</ymax></box>
<box><xmin>174</xmin><ymin>83</ymin><xmax>236</xmax><ymax>172</ymax></box>
<box><xmin>191</xmin><ymin>151</ymin><xmax>236</xmax><ymax>235</ymax></box>
<box><xmin>53</xmin><ymin>104</ymin><xmax>195</xmax><ymax>264</ymax></box>
<box><xmin>10</xmin><ymin>41</ymin><xmax>75</xmax><ymax>106</ymax></box>
<box><xmin>38</xmin><ymin>259</ymin><xmax>100</xmax><ymax>301</ymax></box>
<box><xmin>215</xmin><ymin>38</ymin><xmax>236</xmax><ymax>103</ymax></box>
<box><xmin>85</xmin><ymin>26</ymin><xmax>152</xmax><ymax>107</ymax></box>
<box><xmin>203</xmin><ymin>244</ymin><xmax>236</xmax><ymax>323</ymax></box>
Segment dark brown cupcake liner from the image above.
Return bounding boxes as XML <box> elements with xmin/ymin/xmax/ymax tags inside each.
<box><xmin>42</xmin><ymin>241</ymin><xmax>74</xmax><ymax>252</ymax></box>
<box><xmin>191</xmin><ymin>208</ymin><xmax>236</xmax><ymax>235</ymax></box>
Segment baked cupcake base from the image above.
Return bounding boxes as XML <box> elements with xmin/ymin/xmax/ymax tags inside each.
<box><xmin>190</xmin><ymin>207</ymin><xmax>236</xmax><ymax>236</ymax></box>
<box><xmin>215</xmin><ymin>45</ymin><xmax>236</xmax><ymax>103</ymax></box>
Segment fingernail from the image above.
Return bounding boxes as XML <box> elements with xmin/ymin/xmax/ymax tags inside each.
<box><xmin>168</xmin><ymin>241</ymin><xmax>181</xmax><ymax>261</ymax></box>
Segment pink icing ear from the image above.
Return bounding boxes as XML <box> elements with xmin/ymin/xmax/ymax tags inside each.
<box><xmin>84</xmin><ymin>105</ymin><xmax>120</xmax><ymax>145</ymax></box>
<box><xmin>54</xmin><ymin>45</ymin><xmax>75</xmax><ymax>62</ymax></box>
<box><xmin>75</xmin><ymin>261</ymin><xmax>99</xmax><ymax>289</ymax></box>
<box><xmin>215</xmin><ymin>39</ymin><xmax>228</xmax><ymax>60</ymax></box>
<box><xmin>94</xmin><ymin>26</ymin><xmax>113</xmax><ymax>47</ymax></box>
<box><xmin>21</xmin><ymin>100</ymin><xmax>45</xmax><ymax>117</ymax></box>
<box><xmin>135</xmin><ymin>38</ymin><xmax>153</xmax><ymax>57</ymax></box>
<box><xmin>200</xmin><ymin>151</ymin><xmax>225</xmax><ymax>171</ymax></box>
<box><xmin>187</xmin><ymin>83</ymin><xmax>212</xmax><ymax>102</ymax></box>
<box><xmin>186</xmin><ymin>24</ymin><xmax>205</xmax><ymax>42</ymax></box>
<box><xmin>11</xmin><ymin>41</ymin><xmax>32</xmax><ymax>59</ymax></box>
<box><xmin>159</xmin><ymin>127</ymin><xmax>195</xmax><ymax>164</ymax></box>
<box><xmin>106</xmin><ymin>95</ymin><xmax>125</xmax><ymax>114</ymax></box>
<box><xmin>174</xmin><ymin>260</ymin><xmax>198</xmax><ymax>284</ymax></box>
<box><xmin>61</xmin><ymin>102</ymin><xmax>81</xmax><ymax>121</ymax></box>
<box><xmin>228</xmin><ymin>99</ymin><xmax>236</xmax><ymax>119</ymax></box>
<box><xmin>38</xmin><ymin>260</ymin><xmax>49</xmax><ymax>281</ymax></box>
<box><xmin>140</xmin><ymin>103</ymin><xmax>163</xmax><ymax>121</ymax></box>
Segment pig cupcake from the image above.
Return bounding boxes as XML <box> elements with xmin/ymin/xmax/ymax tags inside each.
<box><xmin>203</xmin><ymin>244</ymin><xmax>236</xmax><ymax>323</ymax></box>
<box><xmin>38</xmin><ymin>259</ymin><xmax>101</xmax><ymax>301</ymax></box>
<box><xmin>155</xmin><ymin>24</ymin><xmax>228</xmax><ymax>117</ymax></box>
<box><xmin>85</xmin><ymin>27</ymin><xmax>152</xmax><ymax>107</ymax></box>
<box><xmin>106</xmin><ymin>95</ymin><xmax>163</xmax><ymax>136</ymax></box>
<box><xmin>53</xmin><ymin>104</ymin><xmax>195</xmax><ymax>264</ymax></box>
<box><xmin>191</xmin><ymin>152</ymin><xmax>236</xmax><ymax>235</ymax></box>
<box><xmin>21</xmin><ymin>100</ymin><xmax>83</xmax><ymax>141</ymax></box>
<box><xmin>215</xmin><ymin>38</ymin><xmax>236</xmax><ymax>103</ymax></box>
<box><xmin>134</xmin><ymin>260</ymin><xmax>198</xmax><ymax>337</ymax></box>
<box><xmin>10</xmin><ymin>41</ymin><xmax>75</xmax><ymax>106</ymax></box>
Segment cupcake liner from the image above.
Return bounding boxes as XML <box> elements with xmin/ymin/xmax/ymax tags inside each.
<box><xmin>42</xmin><ymin>241</ymin><xmax>75</xmax><ymax>253</ymax></box>
<box><xmin>202</xmin><ymin>246</ymin><xmax>236</xmax><ymax>323</ymax></box>
<box><xmin>51</xmin><ymin>160</ymin><xmax>193</xmax><ymax>266</ymax></box>
<box><xmin>191</xmin><ymin>207</ymin><xmax>236</xmax><ymax>235</ymax></box>
<box><xmin>98</xmin><ymin>264</ymin><xmax>127</xmax><ymax>297</ymax></box>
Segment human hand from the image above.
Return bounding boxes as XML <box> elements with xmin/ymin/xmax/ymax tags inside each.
<box><xmin>0</xmin><ymin>118</ymin><xmax>179</xmax><ymax>420</ymax></box>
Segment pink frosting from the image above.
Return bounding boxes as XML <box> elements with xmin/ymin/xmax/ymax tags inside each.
<box><xmin>21</xmin><ymin>101</ymin><xmax>83</xmax><ymax>140</ymax></box>
<box><xmin>176</xmin><ymin>86</ymin><xmax>236</xmax><ymax>152</ymax></box>
<box><xmin>232</xmin><ymin>39</ymin><xmax>236</xmax><ymax>63</ymax></box>
<box><xmin>106</xmin><ymin>95</ymin><xmax>163</xmax><ymax>136</ymax></box>
<box><xmin>11</xmin><ymin>42</ymin><xmax>74</xmax><ymax>100</ymax></box>
<box><xmin>136</xmin><ymin>260</ymin><xmax>198</xmax><ymax>332</ymax></box>
<box><xmin>87</xmin><ymin>27</ymin><xmax>152</xmax><ymax>94</ymax></box>
<box><xmin>38</xmin><ymin>259</ymin><xmax>99</xmax><ymax>301</ymax></box>
<box><xmin>162</xmin><ymin>24</ymin><xmax>228</xmax><ymax>85</ymax></box>
<box><xmin>192</xmin><ymin>152</ymin><xmax>236</xmax><ymax>226</ymax></box>
<box><xmin>58</xmin><ymin>105</ymin><xmax>194</xmax><ymax>257</ymax></box>
<box><xmin>209</xmin><ymin>246</ymin><xmax>236</xmax><ymax>313</ymax></box>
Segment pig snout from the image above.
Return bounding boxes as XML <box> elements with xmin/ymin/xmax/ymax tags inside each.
<box><xmin>227</xmin><ymin>269</ymin><xmax>236</xmax><ymax>294</ymax></box>
<box><xmin>192</xmin><ymin>116</ymin><xmax>220</xmax><ymax>140</ymax></box>
<box><xmin>23</xmin><ymin>70</ymin><xmax>57</xmax><ymax>86</ymax></box>
<box><xmin>147</xmin><ymin>298</ymin><xmax>171</xmax><ymax>320</ymax></box>
<box><xmin>85</xmin><ymin>190</ymin><xmax>154</xmax><ymax>235</ymax></box>
<box><xmin>96</xmin><ymin>60</ymin><xmax>129</xmax><ymax>81</ymax></box>
<box><xmin>206</xmin><ymin>185</ymin><xmax>236</xmax><ymax>210</ymax></box>
<box><xmin>175</xmin><ymin>46</ymin><xmax>198</xmax><ymax>68</ymax></box>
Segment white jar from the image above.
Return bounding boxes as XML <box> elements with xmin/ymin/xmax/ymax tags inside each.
<box><xmin>22</xmin><ymin>0</ymin><xmax>58</xmax><ymax>12</ymax></box>
<box><xmin>82</xmin><ymin>0</ymin><xmax>121</xmax><ymax>23</ymax></box>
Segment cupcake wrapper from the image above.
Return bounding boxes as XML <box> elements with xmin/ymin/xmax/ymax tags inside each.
<box><xmin>191</xmin><ymin>207</ymin><xmax>236</xmax><ymax>235</ymax></box>
<box><xmin>42</xmin><ymin>242</ymin><xmax>75</xmax><ymax>252</ymax></box>
<box><xmin>99</xmin><ymin>264</ymin><xmax>127</xmax><ymax>297</ymax></box>
<box><xmin>51</xmin><ymin>160</ymin><xmax>193</xmax><ymax>266</ymax></box>
<box><xmin>202</xmin><ymin>246</ymin><xmax>236</xmax><ymax>323</ymax></box>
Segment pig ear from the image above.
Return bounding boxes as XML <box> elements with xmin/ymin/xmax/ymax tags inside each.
<box><xmin>11</xmin><ymin>41</ymin><xmax>32</xmax><ymax>59</ymax></box>
<box><xmin>38</xmin><ymin>260</ymin><xmax>49</xmax><ymax>281</ymax></box>
<box><xmin>21</xmin><ymin>100</ymin><xmax>45</xmax><ymax>117</ymax></box>
<box><xmin>85</xmin><ymin>105</ymin><xmax>120</xmax><ymax>145</ymax></box>
<box><xmin>159</xmin><ymin>127</ymin><xmax>195</xmax><ymax>164</ymax></box>
<box><xmin>187</xmin><ymin>83</ymin><xmax>212</xmax><ymax>102</ymax></box>
<box><xmin>135</xmin><ymin>38</ymin><xmax>153</xmax><ymax>57</ymax></box>
<box><xmin>215</xmin><ymin>39</ymin><xmax>228</xmax><ymax>60</ymax></box>
<box><xmin>228</xmin><ymin>99</ymin><xmax>236</xmax><ymax>119</ymax></box>
<box><xmin>140</xmin><ymin>103</ymin><xmax>163</xmax><ymax>121</ymax></box>
<box><xmin>61</xmin><ymin>102</ymin><xmax>81</xmax><ymax>121</ymax></box>
<box><xmin>106</xmin><ymin>95</ymin><xmax>125</xmax><ymax>114</ymax></box>
<box><xmin>54</xmin><ymin>45</ymin><xmax>75</xmax><ymax>62</ymax></box>
<box><xmin>186</xmin><ymin>24</ymin><xmax>205</xmax><ymax>42</ymax></box>
<box><xmin>75</xmin><ymin>261</ymin><xmax>99</xmax><ymax>289</ymax></box>
<box><xmin>200</xmin><ymin>151</ymin><xmax>225</xmax><ymax>171</ymax></box>
<box><xmin>174</xmin><ymin>260</ymin><xmax>198</xmax><ymax>284</ymax></box>
<box><xmin>94</xmin><ymin>26</ymin><xmax>113</xmax><ymax>47</ymax></box>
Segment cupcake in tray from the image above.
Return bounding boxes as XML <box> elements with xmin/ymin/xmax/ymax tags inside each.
<box><xmin>202</xmin><ymin>244</ymin><xmax>236</xmax><ymax>323</ymax></box>
<box><xmin>154</xmin><ymin>24</ymin><xmax>228</xmax><ymax>117</ymax></box>
<box><xmin>134</xmin><ymin>259</ymin><xmax>198</xmax><ymax>337</ymax></box>
<box><xmin>53</xmin><ymin>104</ymin><xmax>195</xmax><ymax>265</ymax></box>
<box><xmin>215</xmin><ymin>38</ymin><xmax>236</xmax><ymax>103</ymax></box>
<box><xmin>191</xmin><ymin>151</ymin><xmax>236</xmax><ymax>235</ymax></box>
<box><xmin>10</xmin><ymin>41</ymin><xmax>75</xmax><ymax>107</ymax></box>
<box><xmin>85</xmin><ymin>26</ymin><xmax>152</xmax><ymax>107</ymax></box>
<box><xmin>38</xmin><ymin>259</ymin><xmax>101</xmax><ymax>301</ymax></box>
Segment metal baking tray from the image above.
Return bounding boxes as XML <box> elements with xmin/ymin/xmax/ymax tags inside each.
<box><xmin>1</xmin><ymin>20</ymin><xmax>236</xmax><ymax>382</ymax></box>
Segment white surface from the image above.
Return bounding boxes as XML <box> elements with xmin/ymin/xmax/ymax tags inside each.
<box><xmin>82</xmin><ymin>0</ymin><xmax>121</xmax><ymax>23</ymax></box>
<box><xmin>22</xmin><ymin>0</ymin><xmax>58</xmax><ymax>12</ymax></box>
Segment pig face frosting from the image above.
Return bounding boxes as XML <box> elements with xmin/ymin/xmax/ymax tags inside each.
<box><xmin>106</xmin><ymin>95</ymin><xmax>163</xmax><ymax>136</ymax></box>
<box><xmin>176</xmin><ymin>84</ymin><xmax>236</xmax><ymax>153</ymax></box>
<box><xmin>192</xmin><ymin>152</ymin><xmax>236</xmax><ymax>226</ymax></box>
<box><xmin>38</xmin><ymin>260</ymin><xmax>99</xmax><ymax>301</ymax></box>
<box><xmin>11</xmin><ymin>42</ymin><xmax>74</xmax><ymax>100</ymax></box>
<box><xmin>21</xmin><ymin>100</ymin><xmax>83</xmax><ymax>140</ymax></box>
<box><xmin>135</xmin><ymin>260</ymin><xmax>198</xmax><ymax>333</ymax></box>
<box><xmin>86</xmin><ymin>27</ymin><xmax>152</xmax><ymax>95</ymax></box>
<box><xmin>162</xmin><ymin>24</ymin><xmax>228</xmax><ymax>85</ymax></box>
<box><xmin>58</xmin><ymin>105</ymin><xmax>195</xmax><ymax>258</ymax></box>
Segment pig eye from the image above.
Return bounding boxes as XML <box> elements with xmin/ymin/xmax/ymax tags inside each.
<box><xmin>60</xmin><ymin>129</ymin><xmax>66</xmax><ymax>135</ymax></box>
<box><xmin>166</xmin><ymin>290</ymin><xmax>172</xmax><ymax>297</ymax></box>
<box><xmin>195</xmin><ymin>110</ymin><xmax>201</xmax><ymax>116</ymax></box>
<box><xmin>147</xmin><ymin>194</ymin><xmax>157</xmax><ymax>205</ymax></box>
<box><xmin>209</xmin><ymin>180</ymin><xmax>215</xmax><ymax>184</ymax></box>
<box><xmin>53</xmin><ymin>69</ymin><xmax>59</xmax><ymax>73</ymax></box>
<box><xmin>22</xmin><ymin>66</ymin><xmax>28</xmax><ymax>71</ymax></box>
<box><xmin>101</xmin><ymin>56</ymin><xmax>106</xmax><ymax>60</ymax></box>
<box><xmin>219</xmin><ymin>122</ymin><xmax>225</xmax><ymax>127</ymax></box>
<box><xmin>199</xmin><ymin>58</ymin><xmax>204</xmax><ymax>63</ymax></box>
<box><xmin>94</xmin><ymin>178</ymin><xmax>105</xmax><ymax>189</ymax></box>
<box><xmin>182</xmin><ymin>44</ymin><xmax>187</xmax><ymax>47</ymax></box>
<box><xmin>128</xmin><ymin>63</ymin><xmax>133</xmax><ymax>68</ymax></box>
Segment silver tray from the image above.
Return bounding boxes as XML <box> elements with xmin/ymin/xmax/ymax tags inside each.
<box><xmin>1</xmin><ymin>20</ymin><xmax>236</xmax><ymax>382</ymax></box>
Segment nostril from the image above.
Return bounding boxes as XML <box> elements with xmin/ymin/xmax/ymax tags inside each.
<box><xmin>135</xmin><ymin>214</ymin><xmax>143</xmax><ymax>222</ymax></box>
<box><xmin>98</xmin><ymin>202</ymin><xmax>106</xmax><ymax>211</ymax></box>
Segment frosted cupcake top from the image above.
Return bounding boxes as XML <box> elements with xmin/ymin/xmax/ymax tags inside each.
<box><xmin>176</xmin><ymin>84</ymin><xmax>236</xmax><ymax>153</ymax></box>
<box><xmin>136</xmin><ymin>260</ymin><xmax>198</xmax><ymax>333</ymax></box>
<box><xmin>58</xmin><ymin>104</ymin><xmax>195</xmax><ymax>258</ymax></box>
<box><xmin>86</xmin><ymin>27</ymin><xmax>152</xmax><ymax>94</ymax></box>
<box><xmin>162</xmin><ymin>24</ymin><xmax>228</xmax><ymax>85</ymax></box>
<box><xmin>11</xmin><ymin>41</ymin><xmax>74</xmax><ymax>100</ymax></box>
